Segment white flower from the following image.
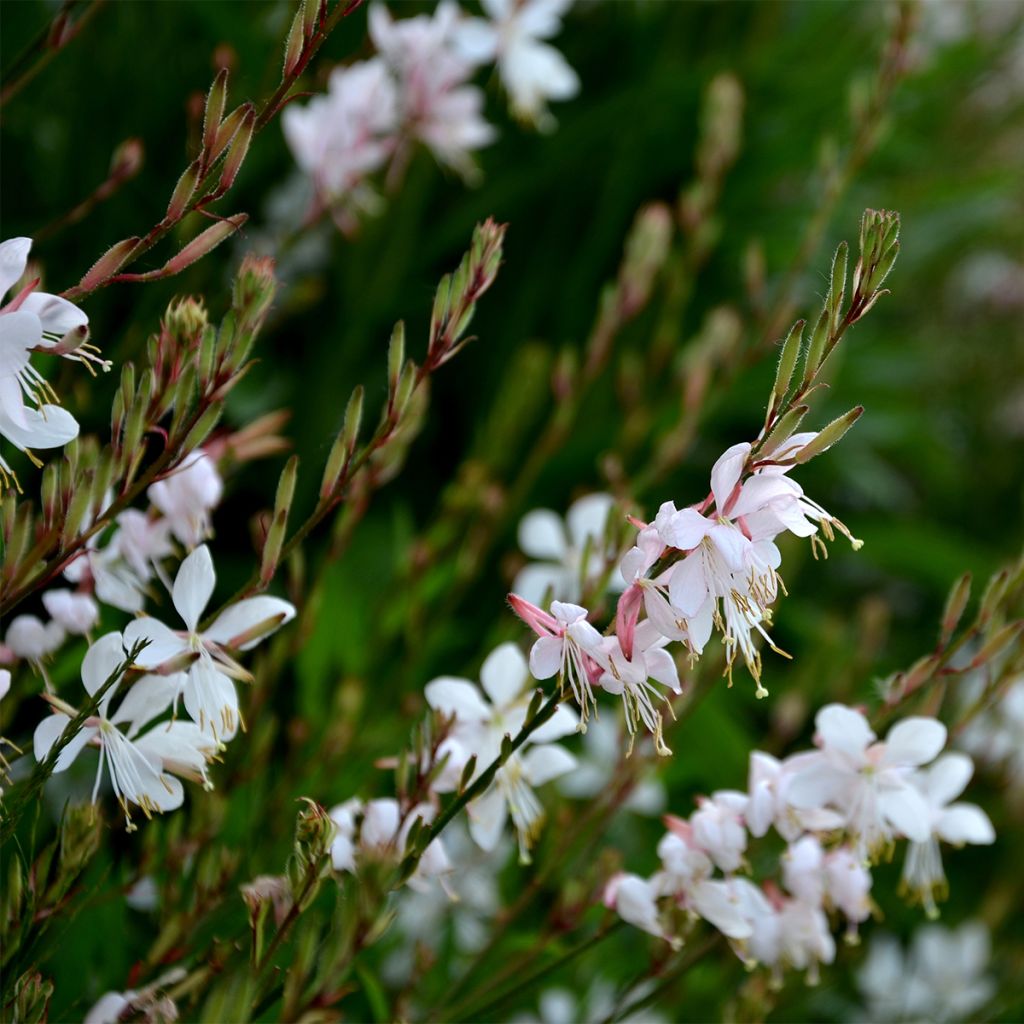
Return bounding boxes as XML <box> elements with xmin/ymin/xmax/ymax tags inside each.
<box><xmin>425</xmin><ymin>641</ymin><xmax>577</xmax><ymax>860</ymax></box>
<box><xmin>595</xmin><ymin>620</ymin><xmax>680</xmax><ymax>752</ymax></box>
<box><xmin>604</xmin><ymin>873</ymin><xmax>673</xmax><ymax>943</ymax></box>
<box><xmin>510</xmin><ymin>595</ymin><xmax>605</xmax><ymax>727</ymax></box>
<box><xmin>64</xmin><ymin>537</ymin><xmax>149</xmax><ymax>613</ymax></box>
<box><xmin>32</xmin><ymin>633</ymin><xmax>211</xmax><ymax>829</ymax></box>
<box><xmin>148</xmin><ymin>451</ymin><xmax>223</xmax><ymax>549</ymax></box>
<box><xmin>124</xmin><ymin>545</ymin><xmax>295</xmax><ymax>740</ymax></box>
<box><xmin>745</xmin><ymin>749</ymin><xmax>844</xmax><ymax>842</ymax></box>
<box><xmin>782</xmin><ymin>835</ymin><xmax>872</xmax><ymax>937</ymax></box>
<box><xmin>328</xmin><ymin>796</ymin><xmax>450</xmax><ymax>892</ymax></box>
<box><xmin>283</xmin><ymin>58</ymin><xmax>399</xmax><ymax>210</ymax></box>
<box><xmin>513</xmin><ymin>493</ymin><xmax>620</xmax><ymax>606</ymax></box>
<box><xmin>41</xmin><ymin>589</ymin><xmax>99</xmax><ymax>636</ymax></box>
<box><xmin>370</xmin><ymin>2</ymin><xmax>495</xmax><ymax>177</ymax></box>
<box><xmin>113</xmin><ymin>509</ymin><xmax>174</xmax><ymax>584</ymax></box>
<box><xmin>5</xmin><ymin>614</ymin><xmax>64</xmax><ymax>665</ymax></box>
<box><xmin>900</xmin><ymin>752</ymin><xmax>994</xmax><ymax>916</ymax></box>
<box><xmin>689</xmin><ymin>790</ymin><xmax>748</xmax><ymax>873</ymax></box>
<box><xmin>454</xmin><ymin>0</ymin><xmax>579</xmax><ymax>128</ymax></box>
<box><xmin>857</xmin><ymin>922</ymin><xmax>994</xmax><ymax>1023</ymax></box>
<box><xmin>786</xmin><ymin>704</ymin><xmax>947</xmax><ymax>860</ymax></box>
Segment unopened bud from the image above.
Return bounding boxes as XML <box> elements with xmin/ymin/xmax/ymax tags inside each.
<box><xmin>387</xmin><ymin>321</ymin><xmax>405</xmax><ymax>411</ymax></box>
<box><xmin>217</xmin><ymin>105</ymin><xmax>255</xmax><ymax>194</ymax></box>
<box><xmin>940</xmin><ymin>572</ymin><xmax>972</xmax><ymax>645</ymax></box>
<box><xmin>77</xmin><ymin>236</ymin><xmax>141</xmax><ymax>292</ymax></box>
<box><xmin>769</xmin><ymin>320</ymin><xmax>804</xmax><ymax>417</ymax></box>
<box><xmin>164</xmin><ymin>296</ymin><xmax>209</xmax><ymax>346</ymax></box>
<box><xmin>458</xmin><ymin>755</ymin><xmax>479</xmax><ymax>794</ymax></box>
<box><xmin>202</xmin><ymin>68</ymin><xmax>229</xmax><ymax>158</ymax></box>
<box><xmin>163</xmin><ymin>214</ymin><xmax>247</xmax><ymax>276</ymax></box>
<box><xmin>109</xmin><ymin>137</ymin><xmax>144</xmax><ymax>181</ymax></box>
<box><xmin>794</xmin><ymin>406</ymin><xmax>863</xmax><ymax>463</ymax></box>
<box><xmin>970</xmin><ymin>621</ymin><xmax>1023</xmax><ymax>670</ymax></box>
<box><xmin>620</xmin><ymin>202</ymin><xmax>673</xmax><ymax>314</ymax></box>
<box><xmin>166</xmin><ymin>160</ymin><xmax>201</xmax><ymax>222</ymax></box>
<box><xmin>283</xmin><ymin>5</ymin><xmax>306</xmax><ymax>78</ymax></box>
<box><xmin>232</xmin><ymin>253</ymin><xmax>277</xmax><ymax>326</ymax></box>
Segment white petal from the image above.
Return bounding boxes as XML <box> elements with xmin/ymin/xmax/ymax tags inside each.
<box><xmin>936</xmin><ymin>804</ymin><xmax>995</xmax><ymax>845</ymax></box>
<box><xmin>815</xmin><ymin>704</ymin><xmax>874</xmax><ymax>760</ymax></box>
<box><xmin>729</xmin><ymin>474</ymin><xmax>799</xmax><ymax>519</ymax></box>
<box><xmin>923</xmin><ymin>753</ymin><xmax>973</xmax><ymax>806</ymax></box>
<box><xmin>644</xmin><ymin>648</ymin><xmax>680</xmax><ymax>692</ymax></box>
<box><xmin>883</xmin><ymin>717</ymin><xmax>947</xmax><ymax>767</ymax></box>
<box><xmin>566</xmin><ymin>493</ymin><xmax>614</xmax><ymax>549</ymax></box>
<box><xmin>19</xmin><ymin>291</ymin><xmax>89</xmax><ymax>335</ymax></box>
<box><xmin>204</xmin><ymin>596</ymin><xmax>295</xmax><ymax>650</ymax></box>
<box><xmin>0</xmin><ymin>402</ymin><xmax>78</xmax><ymax>452</ymax></box>
<box><xmin>83</xmin><ymin>992</ymin><xmax>132</xmax><ymax>1024</ymax></box>
<box><xmin>517</xmin><ymin>509</ymin><xmax>567</xmax><ymax>560</ymax></box>
<box><xmin>511</xmin><ymin>563</ymin><xmax>570</xmax><ymax>605</ymax></box>
<box><xmin>785</xmin><ymin>761</ymin><xmax>849</xmax><ymax>810</ymax></box>
<box><xmin>0</xmin><ymin>237</ymin><xmax>31</xmax><ymax>299</ymax></box>
<box><xmin>530</xmin><ymin>703</ymin><xmax>578</xmax><ymax>743</ymax></box>
<box><xmin>468</xmin><ymin>785</ymin><xmax>508</xmax><ymax>851</ymax></box>
<box><xmin>710</xmin><ymin>442</ymin><xmax>750</xmax><ymax>514</ymax></box>
<box><xmin>692</xmin><ymin>879</ymin><xmax>753</xmax><ymax>940</ymax></box>
<box><xmin>183</xmin><ymin>660</ymin><xmax>238</xmax><ymax>741</ymax></box>
<box><xmin>660</xmin><ymin>508</ymin><xmax>710</xmax><ymax>551</ymax></box>
<box><xmin>81</xmin><ymin>632</ymin><xmax>127</xmax><ymax>699</ymax></box>
<box><xmin>110</xmin><ymin>675</ymin><xmax>177</xmax><ymax>734</ymax></box>
<box><xmin>33</xmin><ymin>713</ymin><xmax>94</xmax><ymax>772</ymax></box>
<box><xmin>123</xmin><ymin>618</ymin><xmax>189</xmax><ymax>668</ymax></box>
<box><xmin>172</xmin><ymin>545</ymin><xmax>216</xmax><ymax>631</ymax></box>
<box><xmin>880</xmin><ymin>785</ymin><xmax>933</xmax><ymax>842</ymax></box>
<box><xmin>522</xmin><ymin>744</ymin><xmax>577</xmax><ymax>786</ymax></box>
<box><xmin>529</xmin><ymin>635</ymin><xmax>563</xmax><ymax>679</ymax></box>
<box><xmin>480</xmin><ymin>642</ymin><xmax>529</xmax><ymax>706</ymax></box>
<box><xmin>424</xmin><ymin>677</ymin><xmax>491</xmax><ymax>722</ymax></box>
<box><xmin>361</xmin><ymin>798</ymin><xmax>400</xmax><ymax>848</ymax></box>
<box><xmin>667</xmin><ymin>553</ymin><xmax>709</xmax><ymax>617</ymax></box>
<box><xmin>708</xmin><ymin>523</ymin><xmax>749</xmax><ymax>572</ymax></box>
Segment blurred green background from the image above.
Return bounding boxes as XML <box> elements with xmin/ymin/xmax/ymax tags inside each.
<box><xmin>3</xmin><ymin>1</ymin><xmax>1023</xmax><ymax>1020</ymax></box>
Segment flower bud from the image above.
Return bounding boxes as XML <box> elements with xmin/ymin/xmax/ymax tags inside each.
<box><xmin>165</xmin><ymin>159</ymin><xmax>201</xmax><ymax>222</ymax></box>
<box><xmin>940</xmin><ymin>572</ymin><xmax>972</xmax><ymax>645</ymax></box>
<box><xmin>76</xmin><ymin>236</ymin><xmax>141</xmax><ymax>292</ymax></box>
<box><xmin>202</xmin><ymin>67</ymin><xmax>229</xmax><ymax>159</ymax></box>
<box><xmin>163</xmin><ymin>214</ymin><xmax>247</xmax><ymax>276</ymax></box>
<box><xmin>794</xmin><ymin>406</ymin><xmax>863</xmax><ymax>463</ymax></box>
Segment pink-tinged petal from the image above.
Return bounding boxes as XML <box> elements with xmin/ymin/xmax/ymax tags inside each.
<box><xmin>511</xmin><ymin>563</ymin><xmax>570</xmax><ymax>606</ymax></box>
<box><xmin>879</xmin><ymin>785</ymin><xmax>932</xmax><ymax>842</ymax></box>
<box><xmin>529</xmin><ymin>635</ymin><xmax>563</xmax><ymax>679</ymax></box>
<box><xmin>480</xmin><ymin>642</ymin><xmax>529</xmax><ymax>706</ymax></box>
<box><xmin>172</xmin><ymin>545</ymin><xmax>216</xmax><ymax>632</ymax></box>
<box><xmin>0</xmin><ymin>237</ymin><xmax>31</xmax><ymax>300</ymax></box>
<box><xmin>81</xmin><ymin>632</ymin><xmax>127</xmax><ymax>704</ymax></box>
<box><xmin>922</xmin><ymin>753</ymin><xmax>973</xmax><ymax>806</ymax></box>
<box><xmin>936</xmin><ymin>804</ymin><xmax>995</xmax><ymax>845</ymax></box>
<box><xmin>815</xmin><ymin>704</ymin><xmax>874</xmax><ymax>760</ymax></box>
<box><xmin>730</xmin><ymin>474</ymin><xmax>800</xmax><ymax>519</ymax></box>
<box><xmin>882</xmin><ymin>717</ymin><xmax>947</xmax><ymax>768</ymax></box>
<box><xmin>668</xmin><ymin>552</ymin><xmax>708</xmax><ymax>617</ymax></box>
<box><xmin>530</xmin><ymin>703</ymin><xmax>577</xmax><ymax>743</ymax></box>
<box><xmin>644</xmin><ymin>648</ymin><xmax>680</xmax><ymax>693</ymax></box>
<box><xmin>521</xmin><ymin>744</ymin><xmax>577</xmax><ymax>786</ymax></box>
<box><xmin>566</xmin><ymin>493</ymin><xmax>614</xmax><ymax>549</ymax></box>
<box><xmin>424</xmin><ymin>676</ymin><xmax>491</xmax><ymax>722</ymax></box>
<box><xmin>517</xmin><ymin>509</ymin><xmax>567</xmax><ymax>560</ymax></box>
<box><xmin>467</xmin><ymin>785</ymin><xmax>508</xmax><ymax>851</ymax></box>
<box><xmin>123</xmin><ymin>618</ymin><xmax>189</xmax><ymax>668</ymax></box>
<box><xmin>692</xmin><ymin>879</ymin><xmax>753</xmax><ymax>939</ymax></box>
<box><xmin>204</xmin><ymin>596</ymin><xmax>296</xmax><ymax>650</ymax></box>
<box><xmin>660</xmin><ymin>508</ymin><xmax>711</xmax><ymax>551</ymax></box>
<box><xmin>615</xmin><ymin>585</ymin><xmax>643</xmax><ymax>660</ymax></box>
<box><xmin>711</xmin><ymin>441</ymin><xmax>750</xmax><ymax>513</ymax></box>
<box><xmin>19</xmin><ymin>291</ymin><xmax>88</xmax><ymax>335</ymax></box>
<box><xmin>708</xmin><ymin>523</ymin><xmax>749</xmax><ymax>572</ymax></box>
<box><xmin>33</xmin><ymin>713</ymin><xmax>94</xmax><ymax>771</ymax></box>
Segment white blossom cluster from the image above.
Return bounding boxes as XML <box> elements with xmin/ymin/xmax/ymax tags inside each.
<box><xmin>283</xmin><ymin>0</ymin><xmax>577</xmax><ymax>226</ymax></box>
<box><xmin>605</xmin><ymin>704</ymin><xmax>994</xmax><ymax>984</ymax></box>
<box><xmin>14</xmin><ymin>447</ymin><xmax>296</xmax><ymax>828</ymax></box>
<box><xmin>511</xmin><ymin>435</ymin><xmax>862</xmax><ymax>748</ymax></box>
<box><xmin>0</xmin><ymin>236</ymin><xmax>102</xmax><ymax>490</ymax></box>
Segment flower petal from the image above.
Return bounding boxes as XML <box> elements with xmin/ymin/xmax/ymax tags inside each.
<box><xmin>204</xmin><ymin>596</ymin><xmax>296</xmax><ymax>650</ymax></box>
<box><xmin>883</xmin><ymin>717</ymin><xmax>947</xmax><ymax>768</ymax></box>
<box><xmin>922</xmin><ymin>752</ymin><xmax>973</xmax><ymax>806</ymax></box>
<box><xmin>81</xmin><ymin>632</ymin><xmax>127</xmax><ymax>702</ymax></box>
<box><xmin>711</xmin><ymin>441</ymin><xmax>750</xmax><ymax>514</ymax></box>
<box><xmin>936</xmin><ymin>804</ymin><xmax>995</xmax><ymax>846</ymax></box>
<box><xmin>815</xmin><ymin>704</ymin><xmax>874</xmax><ymax>761</ymax></box>
<box><xmin>517</xmin><ymin>509</ymin><xmax>566</xmax><ymax>560</ymax></box>
<box><xmin>529</xmin><ymin>635</ymin><xmax>563</xmax><ymax>679</ymax></box>
<box><xmin>172</xmin><ymin>544</ymin><xmax>216</xmax><ymax>632</ymax></box>
<box><xmin>522</xmin><ymin>744</ymin><xmax>577</xmax><ymax>786</ymax></box>
<box><xmin>424</xmin><ymin>676</ymin><xmax>491</xmax><ymax>722</ymax></box>
<box><xmin>123</xmin><ymin>618</ymin><xmax>189</xmax><ymax>668</ymax></box>
<box><xmin>479</xmin><ymin>642</ymin><xmax>529</xmax><ymax>706</ymax></box>
<box><xmin>467</xmin><ymin>785</ymin><xmax>508</xmax><ymax>851</ymax></box>
<box><xmin>511</xmin><ymin>563</ymin><xmax>570</xmax><ymax>606</ymax></box>
<box><xmin>566</xmin><ymin>493</ymin><xmax>614</xmax><ymax>549</ymax></box>
<box><xmin>531</xmin><ymin>703</ymin><xmax>578</xmax><ymax>742</ymax></box>
<box><xmin>33</xmin><ymin>713</ymin><xmax>94</xmax><ymax>772</ymax></box>
<box><xmin>0</xmin><ymin>237</ymin><xmax>31</xmax><ymax>300</ymax></box>
<box><xmin>19</xmin><ymin>291</ymin><xmax>89</xmax><ymax>335</ymax></box>
<box><xmin>880</xmin><ymin>784</ymin><xmax>933</xmax><ymax>842</ymax></box>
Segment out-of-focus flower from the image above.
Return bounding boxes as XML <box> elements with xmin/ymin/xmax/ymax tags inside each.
<box><xmin>454</xmin><ymin>0</ymin><xmax>579</xmax><ymax>129</ymax></box>
<box><xmin>4</xmin><ymin>614</ymin><xmax>65</xmax><ymax>669</ymax></box>
<box><xmin>900</xmin><ymin>753</ymin><xmax>994</xmax><ymax>916</ymax></box>
<box><xmin>124</xmin><ymin>544</ymin><xmax>295</xmax><ymax>741</ymax></box>
<box><xmin>959</xmin><ymin>672</ymin><xmax>1024</xmax><ymax>785</ymax></box>
<box><xmin>370</xmin><ymin>2</ymin><xmax>495</xmax><ymax>177</ymax></box>
<box><xmin>148</xmin><ymin>451</ymin><xmax>223</xmax><ymax>549</ymax></box>
<box><xmin>513</xmin><ymin>493</ymin><xmax>620</xmax><ymax>606</ymax></box>
<box><xmin>41</xmin><ymin>589</ymin><xmax>99</xmax><ymax>636</ymax></box>
<box><xmin>425</xmin><ymin>641</ymin><xmax>577</xmax><ymax>860</ymax></box>
<box><xmin>856</xmin><ymin>921</ymin><xmax>994</xmax><ymax>1023</ymax></box>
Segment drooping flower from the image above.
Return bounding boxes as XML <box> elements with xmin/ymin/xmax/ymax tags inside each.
<box><xmin>899</xmin><ymin>752</ymin><xmax>994</xmax><ymax>916</ymax></box>
<box><xmin>124</xmin><ymin>545</ymin><xmax>295</xmax><ymax>740</ymax></box>
<box><xmin>512</xmin><ymin>492</ymin><xmax>621</xmax><ymax>606</ymax></box>
<box><xmin>4</xmin><ymin>614</ymin><xmax>64</xmax><ymax>678</ymax></box>
<box><xmin>41</xmin><ymin>589</ymin><xmax>99</xmax><ymax>636</ymax></box>
<box><xmin>454</xmin><ymin>0</ymin><xmax>579</xmax><ymax>128</ymax></box>
<box><xmin>425</xmin><ymin>641</ymin><xmax>577</xmax><ymax>860</ymax></box>
<box><xmin>32</xmin><ymin>633</ymin><xmax>214</xmax><ymax>829</ymax></box>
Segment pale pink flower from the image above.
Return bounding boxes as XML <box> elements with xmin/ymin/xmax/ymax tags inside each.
<box><xmin>148</xmin><ymin>451</ymin><xmax>223</xmax><ymax>549</ymax></box>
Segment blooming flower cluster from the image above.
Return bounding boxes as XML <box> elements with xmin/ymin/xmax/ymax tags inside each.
<box><xmin>958</xmin><ymin>671</ymin><xmax>1024</xmax><ymax>787</ymax></box>
<box><xmin>510</xmin><ymin>434</ymin><xmax>861</xmax><ymax>746</ymax></box>
<box><xmin>0</xmin><ymin>236</ymin><xmax>103</xmax><ymax>490</ymax></box>
<box><xmin>605</xmin><ymin>703</ymin><xmax>994</xmax><ymax>984</ymax></box>
<box><xmin>283</xmin><ymin>1</ymin><xmax>577</xmax><ymax>227</ymax></box>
